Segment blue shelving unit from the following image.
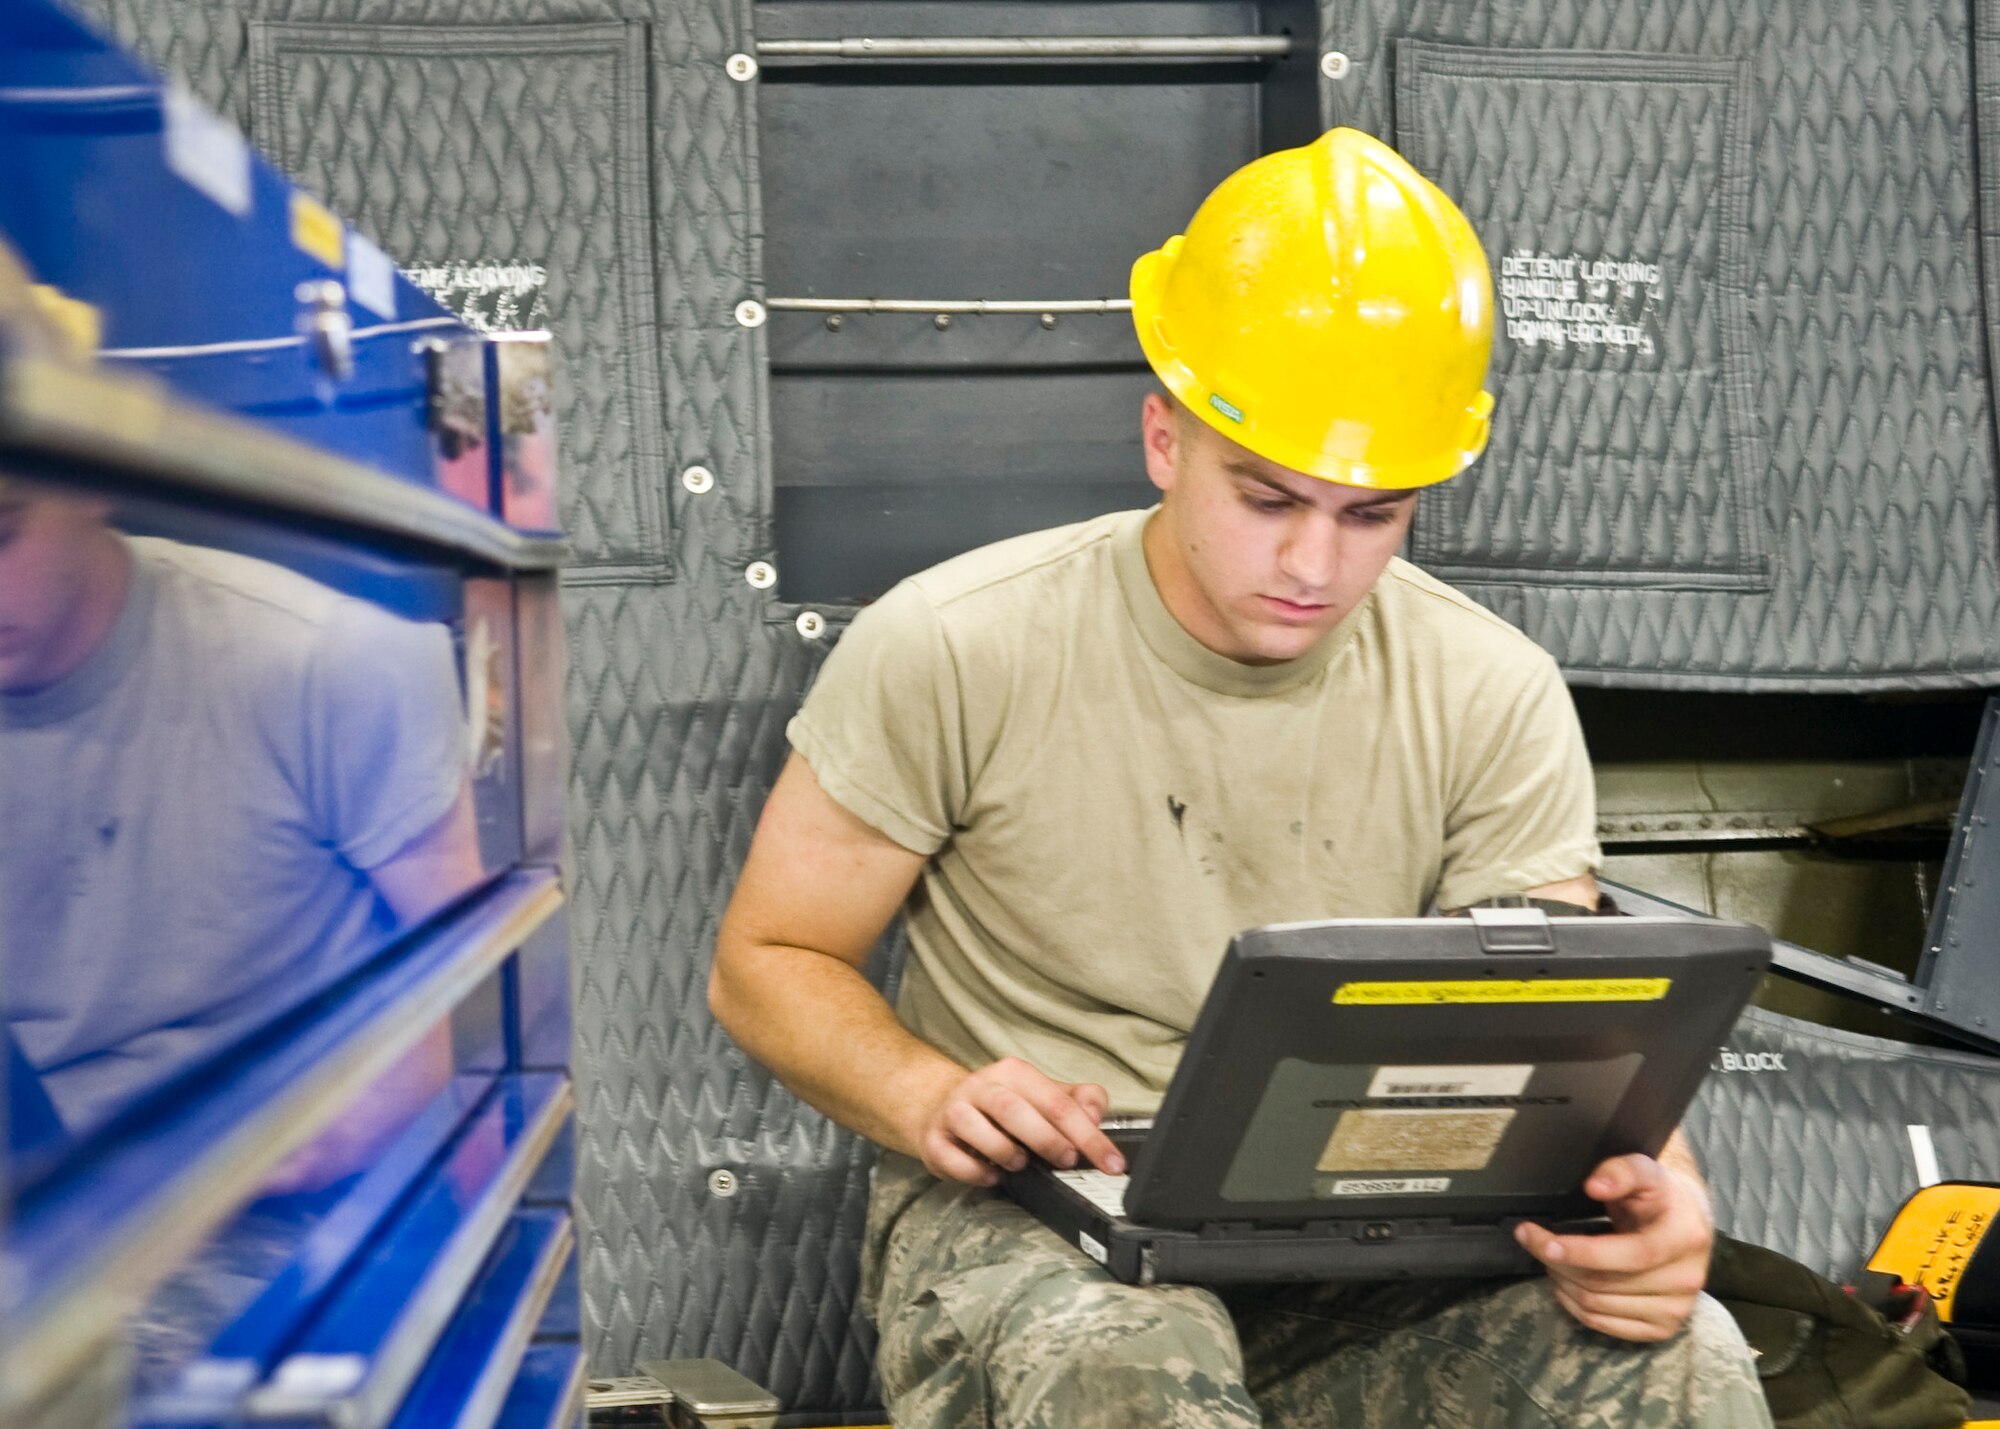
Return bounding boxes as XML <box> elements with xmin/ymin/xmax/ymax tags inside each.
<box><xmin>0</xmin><ymin>4</ymin><xmax>581</xmax><ymax>1426</ymax></box>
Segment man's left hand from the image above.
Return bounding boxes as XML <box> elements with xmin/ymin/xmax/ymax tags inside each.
<box><xmin>1514</xmin><ymin>1153</ymin><xmax>1714</xmax><ymax>1342</ymax></box>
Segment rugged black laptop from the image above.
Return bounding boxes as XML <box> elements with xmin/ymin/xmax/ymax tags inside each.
<box><xmin>1001</xmin><ymin>908</ymin><xmax>1770</xmax><ymax>1286</ymax></box>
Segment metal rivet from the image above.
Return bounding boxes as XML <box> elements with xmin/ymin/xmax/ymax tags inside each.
<box><xmin>1039</xmin><ymin>312</ymin><xmax>1058</xmax><ymax>329</ymax></box>
<box><xmin>681</xmin><ymin>464</ymin><xmax>715</xmax><ymax>494</ymax></box>
<box><xmin>746</xmin><ymin>560</ymin><xmax>778</xmax><ymax>590</ymax></box>
<box><xmin>734</xmin><ymin>299</ymin><xmax>767</xmax><ymax>329</ymax></box>
<box><xmin>825</xmin><ymin>314</ymin><xmax>844</xmax><ymax>332</ymax></box>
<box><xmin>296</xmin><ymin>277</ymin><xmax>347</xmax><ymax>307</ymax></box>
<box><xmin>726</xmin><ymin>52</ymin><xmax>759</xmax><ymax>81</ymax></box>
<box><xmin>708</xmin><ymin>1168</ymin><xmax>739</xmax><ymax>1197</ymax></box>
<box><xmin>1320</xmin><ymin>51</ymin><xmax>1351</xmax><ymax>79</ymax></box>
<box><xmin>796</xmin><ymin>610</ymin><xmax>826</xmax><ymax>639</ymax></box>
<box><xmin>933</xmin><ymin>313</ymin><xmax>952</xmax><ymax>330</ymax></box>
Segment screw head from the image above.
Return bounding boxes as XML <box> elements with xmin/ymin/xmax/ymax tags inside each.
<box><xmin>726</xmin><ymin>52</ymin><xmax>759</xmax><ymax>81</ymax></box>
<box><xmin>708</xmin><ymin>1168</ymin><xmax>740</xmax><ymax>1197</ymax></box>
<box><xmin>933</xmin><ymin>313</ymin><xmax>953</xmax><ymax>330</ymax></box>
<box><xmin>796</xmin><ymin>610</ymin><xmax>826</xmax><ymax>639</ymax></box>
<box><xmin>746</xmin><ymin>560</ymin><xmax>778</xmax><ymax>590</ymax></box>
<box><xmin>1039</xmin><ymin>312</ymin><xmax>1058</xmax><ymax>329</ymax></box>
<box><xmin>295</xmin><ymin>278</ymin><xmax>347</xmax><ymax>307</ymax></box>
<box><xmin>735</xmin><ymin>299</ymin><xmax>767</xmax><ymax>328</ymax></box>
<box><xmin>1319</xmin><ymin>50</ymin><xmax>1351</xmax><ymax>79</ymax></box>
<box><xmin>825</xmin><ymin>314</ymin><xmax>844</xmax><ymax>332</ymax></box>
<box><xmin>681</xmin><ymin>464</ymin><xmax>715</xmax><ymax>494</ymax></box>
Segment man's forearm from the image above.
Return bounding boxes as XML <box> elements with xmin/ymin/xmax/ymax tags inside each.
<box><xmin>710</xmin><ymin>940</ymin><xmax>965</xmax><ymax>1158</ymax></box>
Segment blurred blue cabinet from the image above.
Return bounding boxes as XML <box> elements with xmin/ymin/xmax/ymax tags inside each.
<box><xmin>0</xmin><ymin>5</ymin><xmax>581</xmax><ymax>1427</ymax></box>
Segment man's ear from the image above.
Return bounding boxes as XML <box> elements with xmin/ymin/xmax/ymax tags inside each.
<box><xmin>1139</xmin><ymin>390</ymin><xmax>1181</xmax><ymax>497</ymax></box>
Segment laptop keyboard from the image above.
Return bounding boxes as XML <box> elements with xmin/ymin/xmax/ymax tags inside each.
<box><xmin>1052</xmin><ymin>1167</ymin><xmax>1130</xmax><ymax>1219</ymax></box>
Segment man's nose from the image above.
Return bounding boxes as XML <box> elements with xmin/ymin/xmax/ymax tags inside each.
<box><xmin>1279</xmin><ymin>512</ymin><xmax>1342</xmax><ymax>591</ymax></box>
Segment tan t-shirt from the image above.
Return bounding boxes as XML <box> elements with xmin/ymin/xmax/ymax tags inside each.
<box><xmin>787</xmin><ymin>508</ymin><xmax>1599</xmax><ymax>1114</ymax></box>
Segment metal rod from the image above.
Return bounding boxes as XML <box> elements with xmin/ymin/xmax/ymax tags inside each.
<box><xmin>767</xmin><ymin>296</ymin><xmax>1134</xmax><ymax>315</ymax></box>
<box><xmin>757</xmin><ymin>35</ymin><xmax>1295</xmax><ymax>61</ymax></box>
<box><xmin>100</xmin><ymin>316</ymin><xmax>459</xmax><ymax>361</ymax></box>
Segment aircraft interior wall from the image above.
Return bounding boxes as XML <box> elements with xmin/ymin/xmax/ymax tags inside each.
<box><xmin>48</xmin><ymin>0</ymin><xmax>2000</xmax><ymax>1418</ymax></box>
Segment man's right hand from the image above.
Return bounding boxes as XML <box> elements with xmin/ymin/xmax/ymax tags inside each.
<box><xmin>910</xmin><ymin>1056</ymin><xmax>1126</xmax><ymax>1187</ymax></box>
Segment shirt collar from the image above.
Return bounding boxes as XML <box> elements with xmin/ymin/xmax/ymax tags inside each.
<box><xmin>1110</xmin><ymin>507</ymin><xmax>1366</xmax><ymax>697</ymax></box>
<box><xmin>0</xmin><ymin>537</ymin><xmax>152</xmax><ymax>728</ymax></box>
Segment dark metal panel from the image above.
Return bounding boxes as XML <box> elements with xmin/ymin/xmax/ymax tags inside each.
<box><xmin>757</xmin><ymin>13</ymin><xmax>1262</xmax><ymax>300</ymax></box>
<box><xmin>1917</xmin><ymin>698</ymin><xmax>2000</xmax><ymax>1036</ymax></box>
<box><xmin>757</xmin><ymin>1</ymin><xmax>1299</xmax><ymax>607</ymax></box>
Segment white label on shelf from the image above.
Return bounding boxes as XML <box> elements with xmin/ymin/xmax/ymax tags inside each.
<box><xmin>347</xmin><ymin>231</ymin><xmax>398</xmax><ymax>320</ymax></box>
<box><xmin>162</xmin><ymin>84</ymin><xmax>251</xmax><ymax>218</ymax></box>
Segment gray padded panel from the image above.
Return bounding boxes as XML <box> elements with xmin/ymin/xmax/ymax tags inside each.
<box><xmin>1397</xmin><ymin>44</ymin><xmax>1766</xmax><ymax>589</ymax></box>
<box><xmin>1325</xmin><ymin>0</ymin><xmax>2000</xmax><ymax>689</ymax></box>
<box><xmin>247</xmin><ymin>16</ymin><xmax>672</xmax><ymax>576</ymax></box>
<box><xmin>1690</xmin><ymin>1005</ymin><xmax>2000</xmax><ymax>1280</ymax></box>
<box><xmin>67</xmin><ymin>0</ymin><xmax>253</xmax><ymax>129</ymax></box>
<box><xmin>563</xmin><ymin>579</ymin><xmax>883</xmax><ymax>1406</ymax></box>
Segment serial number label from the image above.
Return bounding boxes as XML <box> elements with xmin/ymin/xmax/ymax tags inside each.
<box><xmin>1328</xmin><ymin>1177</ymin><xmax>1452</xmax><ymax>1196</ymax></box>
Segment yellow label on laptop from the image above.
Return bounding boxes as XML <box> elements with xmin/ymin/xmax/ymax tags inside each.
<box><xmin>1334</xmin><ymin>978</ymin><xmax>1672</xmax><ymax>1006</ymax></box>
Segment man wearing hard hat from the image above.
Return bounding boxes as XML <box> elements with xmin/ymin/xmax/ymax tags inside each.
<box><xmin>711</xmin><ymin>129</ymin><xmax>1768</xmax><ymax>1425</ymax></box>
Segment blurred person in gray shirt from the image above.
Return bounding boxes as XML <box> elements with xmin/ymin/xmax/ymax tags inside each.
<box><xmin>0</xmin><ymin>480</ymin><xmax>481</xmax><ymax>1160</ymax></box>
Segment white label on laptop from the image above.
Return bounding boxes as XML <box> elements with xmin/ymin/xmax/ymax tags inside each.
<box><xmin>1366</xmin><ymin>1064</ymin><xmax>1533</xmax><ymax>1099</ymax></box>
<box><xmin>1078</xmin><ymin>1231</ymin><xmax>1108</xmax><ymax>1265</ymax></box>
<box><xmin>1330</xmin><ymin>1177</ymin><xmax>1452</xmax><ymax>1196</ymax></box>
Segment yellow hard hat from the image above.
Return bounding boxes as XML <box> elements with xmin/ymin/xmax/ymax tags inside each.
<box><xmin>1130</xmin><ymin>127</ymin><xmax>1495</xmax><ymax>489</ymax></box>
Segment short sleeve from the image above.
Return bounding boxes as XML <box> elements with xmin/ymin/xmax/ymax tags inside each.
<box><xmin>1433</xmin><ymin>654</ymin><xmax>1601</xmax><ymax>910</ymax></box>
<box><xmin>304</xmin><ymin>601</ymin><xmax>467</xmax><ymax>871</ymax></box>
<box><xmin>786</xmin><ymin>580</ymin><xmax>967</xmax><ymax>855</ymax></box>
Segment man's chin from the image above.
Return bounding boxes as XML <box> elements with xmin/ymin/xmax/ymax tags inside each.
<box><xmin>1234</xmin><ymin>623</ymin><xmax>1335</xmax><ymax>665</ymax></box>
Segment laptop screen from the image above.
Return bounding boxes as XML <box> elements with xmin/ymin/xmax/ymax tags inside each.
<box><xmin>1123</xmin><ymin>913</ymin><xmax>1770</xmax><ymax>1229</ymax></box>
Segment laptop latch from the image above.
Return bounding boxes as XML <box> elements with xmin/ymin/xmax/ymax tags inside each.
<box><xmin>1466</xmin><ymin>906</ymin><xmax>1557</xmax><ymax>954</ymax></box>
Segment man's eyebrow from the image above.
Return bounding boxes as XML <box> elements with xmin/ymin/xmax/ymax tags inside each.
<box><xmin>1226</xmin><ymin>463</ymin><xmax>1415</xmax><ymax>508</ymax></box>
<box><xmin>1225</xmin><ymin>463</ymin><xmax>1308</xmax><ymax>498</ymax></box>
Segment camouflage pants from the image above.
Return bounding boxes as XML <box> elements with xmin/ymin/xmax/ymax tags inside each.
<box><xmin>864</xmin><ymin>1155</ymin><xmax>1772</xmax><ymax>1428</ymax></box>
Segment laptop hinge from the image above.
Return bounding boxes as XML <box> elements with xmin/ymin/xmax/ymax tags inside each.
<box><xmin>1465</xmin><ymin>906</ymin><xmax>1556</xmax><ymax>954</ymax></box>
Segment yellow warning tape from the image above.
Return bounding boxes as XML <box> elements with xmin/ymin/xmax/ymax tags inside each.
<box><xmin>1333</xmin><ymin>978</ymin><xmax>1672</xmax><ymax>1006</ymax></box>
